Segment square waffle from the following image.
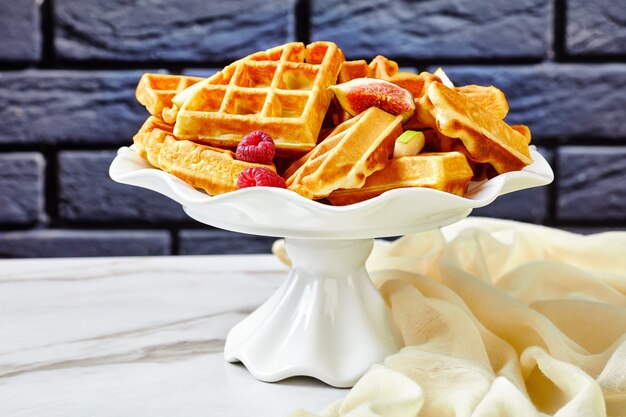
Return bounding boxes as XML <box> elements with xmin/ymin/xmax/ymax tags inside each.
<box><xmin>327</xmin><ymin>152</ymin><xmax>473</xmax><ymax>206</ymax></box>
<box><xmin>426</xmin><ymin>82</ymin><xmax>533</xmax><ymax>174</ymax></box>
<box><xmin>133</xmin><ymin>117</ymin><xmax>275</xmax><ymax>196</ymax></box>
<box><xmin>172</xmin><ymin>41</ymin><xmax>345</xmax><ymax>156</ymax></box>
<box><xmin>136</xmin><ymin>73</ymin><xmax>204</xmax><ymax>120</ymax></box>
<box><xmin>285</xmin><ymin>107</ymin><xmax>403</xmax><ymax>200</ymax></box>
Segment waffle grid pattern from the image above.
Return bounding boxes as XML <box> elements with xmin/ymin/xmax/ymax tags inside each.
<box><xmin>173</xmin><ymin>42</ymin><xmax>344</xmax><ymax>154</ymax></box>
<box><xmin>137</xmin><ymin>73</ymin><xmax>203</xmax><ymax>116</ymax></box>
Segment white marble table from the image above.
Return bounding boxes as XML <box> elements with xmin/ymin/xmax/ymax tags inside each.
<box><xmin>0</xmin><ymin>255</ymin><xmax>347</xmax><ymax>416</ymax></box>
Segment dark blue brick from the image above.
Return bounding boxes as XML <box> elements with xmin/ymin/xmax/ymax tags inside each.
<box><xmin>0</xmin><ymin>1</ymin><xmax>40</xmax><ymax>61</ymax></box>
<box><xmin>0</xmin><ymin>230</ymin><xmax>171</xmax><ymax>258</ymax></box>
<box><xmin>557</xmin><ymin>146</ymin><xmax>626</xmax><ymax>222</ymax></box>
<box><xmin>58</xmin><ymin>151</ymin><xmax>189</xmax><ymax>223</ymax></box>
<box><xmin>311</xmin><ymin>0</ymin><xmax>550</xmax><ymax>60</ymax></box>
<box><xmin>566</xmin><ymin>0</ymin><xmax>626</xmax><ymax>56</ymax></box>
<box><xmin>0</xmin><ymin>70</ymin><xmax>155</xmax><ymax>145</ymax></box>
<box><xmin>473</xmin><ymin>148</ymin><xmax>552</xmax><ymax>223</ymax></box>
<box><xmin>178</xmin><ymin>230</ymin><xmax>275</xmax><ymax>255</ymax></box>
<box><xmin>0</xmin><ymin>153</ymin><xmax>45</xmax><ymax>225</ymax></box>
<box><xmin>432</xmin><ymin>65</ymin><xmax>626</xmax><ymax>140</ymax></box>
<box><xmin>55</xmin><ymin>0</ymin><xmax>295</xmax><ymax>62</ymax></box>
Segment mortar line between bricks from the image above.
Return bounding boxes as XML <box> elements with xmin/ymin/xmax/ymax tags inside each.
<box><xmin>552</xmin><ymin>0</ymin><xmax>566</xmax><ymax>61</ymax></box>
<box><xmin>50</xmin><ymin>220</ymin><xmax>196</xmax><ymax>230</ymax></box>
<box><xmin>1</xmin><ymin>140</ymin><xmax>625</xmax><ymax>155</ymax></box>
<box><xmin>43</xmin><ymin>146</ymin><xmax>59</xmax><ymax>227</ymax></box>
<box><xmin>0</xmin><ymin>144</ymin><xmax>130</xmax><ymax>153</ymax></box>
<box><xmin>295</xmin><ymin>0</ymin><xmax>310</xmax><ymax>44</ymax></box>
<box><xmin>40</xmin><ymin>0</ymin><xmax>55</xmax><ymax>67</ymax></box>
<box><xmin>5</xmin><ymin>58</ymin><xmax>626</xmax><ymax>72</ymax></box>
<box><xmin>5</xmin><ymin>57</ymin><xmax>553</xmax><ymax>71</ymax></box>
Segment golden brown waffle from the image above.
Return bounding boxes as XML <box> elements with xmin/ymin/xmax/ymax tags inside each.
<box><xmin>338</xmin><ymin>60</ymin><xmax>369</xmax><ymax>83</ymax></box>
<box><xmin>171</xmin><ymin>42</ymin><xmax>345</xmax><ymax>156</ymax></box>
<box><xmin>427</xmin><ymin>82</ymin><xmax>532</xmax><ymax>174</ymax></box>
<box><xmin>368</xmin><ymin>55</ymin><xmax>398</xmax><ymax>79</ymax></box>
<box><xmin>133</xmin><ymin>117</ymin><xmax>275</xmax><ymax>195</ymax></box>
<box><xmin>286</xmin><ymin>107</ymin><xmax>403</xmax><ymax>200</ymax></box>
<box><xmin>511</xmin><ymin>124</ymin><xmax>532</xmax><ymax>145</ymax></box>
<box><xmin>393</xmin><ymin>72</ymin><xmax>509</xmax><ymax>131</ymax></box>
<box><xmin>338</xmin><ymin>56</ymin><xmax>398</xmax><ymax>83</ymax></box>
<box><xmin>132</xmin><ymin>115</ymin><xmax>173</xmax><ymax>163</ymax></box>
<box><xmin>163</xmin><ymin>43</ymin><xmax>306</xmax><ymax>124</ymax></box>
<box><xmin>136</xmin><ymin>74</ymin><xmax>204</xmax><ymax>120</ymax></box>
<box><xmin>413</xmin><ymin>72</ymin><xmax>445</xmax><ymax>129</ymax></box>
<box><xmin>431</xmin><ymin>132</ymin><xmax>494</xmax><ymax>180</ymax></box>
<box><xmin>454</xmin><ymin>85</ymin><xmax>509</xmax><ymax>119</ymax></box>
<box><xmin>283</xmin><ymin>112</ymin><xmax>364</xmax><ymax>180</ymax></box>
<box><xmin>327</xmin><ymin>152</ymin><xmax>473</xmax><ymax>206</ymax></box>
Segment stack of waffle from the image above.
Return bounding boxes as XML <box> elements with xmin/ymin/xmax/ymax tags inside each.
<box><xmin>131</xmin><ymin>42</ymin><xmax>533</xmax><ymax>205</ymax></box>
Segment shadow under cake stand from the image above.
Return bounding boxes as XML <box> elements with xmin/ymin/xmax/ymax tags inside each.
<box><xmin>110</xmin><ymin>146</ymin><xmax>553</xmax><ymax>388</ymax></box>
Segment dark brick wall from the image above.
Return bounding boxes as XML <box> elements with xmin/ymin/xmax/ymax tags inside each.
<box><xmin>0</xmin><ymin>0</ymin><xmax>624</xmax><ymax>258</ymax></box>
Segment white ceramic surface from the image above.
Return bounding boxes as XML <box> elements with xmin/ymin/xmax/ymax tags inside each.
<box><xmin>224</xmin><ymin>238</ymin><xmax>400</xmax><ymax>387</ymax></box>
<box><xmin>108</xmin><ymin>145</ymin><xmax>553</xmax><ymax>387</ymax></box>
<box><xmin>109</xmin><ymin>146</ymin><xmax>553</xmax><ymax>240</ymax></box>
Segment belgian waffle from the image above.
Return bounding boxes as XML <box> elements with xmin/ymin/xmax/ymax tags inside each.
<box><xmin>338</xmin><ymin>55</ymin><xmax>397</xmax><ymax>83</ymax></box>
<box><xmin>427</xmin><ymin>82</ymin><xmax>532</xmax><ymax>174</ymax></box>
<box><xmin>133</xmin><ymin>117</ymin><xmax>275</xmax><ymax>195</ymax></box>
<box><xmin>338</xmin><ymin>60</ymin><xmax>369</xmax><ymax>83</ymax></box>
<box><xmin>511</xmin><ymin>124</ymin><xmax>532</xmax><ymax>145</ymax></box>
<box><xmin>368</xmin><ymin>55</ymin><xmax>399</xmax><ymax>79</ymax></box>
<box><xmin>454</xmin><ymin>85</ymin><xmax>509</xmax><ymax>119</ymax></box>
<box><xmin>171</xmin><ymin>41</ymin><xmax>345</xmax><ymax>156</ymax></box>
<box><xmin>136</xmin><ymin>73</ymin><xmax>204</xmax><ymax>120</ymax></box>
<box><xmin>327</xmin><ymin>152</ymin><xmax>473</xmax><ymax>206</ymax></box>
<box><xmin>283</xmin><ymin>112</ymin><xmax>364</xmax><ymax>180</ymax></box>
<box><xmin>286</xmin><ymin>107</ymin><xmax>403</xmax><ymax>200</ymax></box>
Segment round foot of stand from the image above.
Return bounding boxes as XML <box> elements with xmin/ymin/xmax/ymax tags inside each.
<box><xmin>224</xmin><ymin>238</ymin><xmax>401</xmax><ymax>387</ymax></box>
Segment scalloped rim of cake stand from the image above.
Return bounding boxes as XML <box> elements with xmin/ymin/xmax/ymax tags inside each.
<box><xmin>109</xmin><ymin>145</ymin><xmax>553</xmax><ymax>239</ymax></box>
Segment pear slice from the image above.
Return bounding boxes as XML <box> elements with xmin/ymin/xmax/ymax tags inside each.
<box><xmin>433</xmin><ymin>68</ymin><xmax>455</xmax><ymax>88</ymax></box>
<box><xmin>393</xmin><ymin>130</ymin><xmax>425</xmax><ymax>158</ymax></box>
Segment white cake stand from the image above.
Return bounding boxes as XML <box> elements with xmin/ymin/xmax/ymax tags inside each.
<box><xmin>110</xmin><ymin>146</ymin><xmax>553</xmax><ymax>387</ymax></box>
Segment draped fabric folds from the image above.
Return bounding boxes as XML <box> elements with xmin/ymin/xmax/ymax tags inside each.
<box><xmin>288</xmin><ymin>218</ymin><xmax>626</xmax><ymax>417</ymax></box>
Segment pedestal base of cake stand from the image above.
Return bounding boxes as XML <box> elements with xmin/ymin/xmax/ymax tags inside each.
<box><xmin>224</xmin><ymin>238</ymin><xmax>401</xmax><ymax>388</ymax></box>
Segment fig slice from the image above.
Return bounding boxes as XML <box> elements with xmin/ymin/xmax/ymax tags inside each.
<box><xmin>328</xmin><ymin>78</ymin><xmax>415</xmax><ymax>123</ymax></box>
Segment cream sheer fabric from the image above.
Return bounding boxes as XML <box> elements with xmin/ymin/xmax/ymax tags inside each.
<box><xmin>288</xmin><ymin>218</ymin><xmax>626</xmax><ymax>417</ymax></box>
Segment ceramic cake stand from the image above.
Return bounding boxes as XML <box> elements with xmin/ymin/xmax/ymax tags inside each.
<box><xmin>110</xmin><ymin>146</ymin><xmax>553</xmax><ymax>387</ymax></box>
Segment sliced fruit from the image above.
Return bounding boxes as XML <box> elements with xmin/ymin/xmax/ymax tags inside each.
<box><xmin>328</xmin><ymin>78</ymin><xmax>415</xmax><ymax>123</ymax></box>
<box><xmin>433</xmin><ymin>67</ymin><xmax>455</xmax><ymax>88</ymax></box>
<box><xmin>393</xmin><ymin>130</ymin><xmax>425</xmax><ymax>158</ymax></box>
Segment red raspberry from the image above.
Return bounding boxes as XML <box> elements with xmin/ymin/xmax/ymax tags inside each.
<box><xmin>236</xmin><ymin>130</ymin><xmax>275</xmax><ymax>164</ymax></box>
<box><xmin>237</xmin><ymin>167</ymin><xmax>287</xmax><ymax>189</ymax></box>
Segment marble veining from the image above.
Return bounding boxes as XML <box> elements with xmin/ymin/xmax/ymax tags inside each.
<box><xmin>0</xmin><ymin>255</ymin><xmax>348</xmax><ymax>416</ymax></box>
